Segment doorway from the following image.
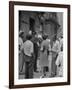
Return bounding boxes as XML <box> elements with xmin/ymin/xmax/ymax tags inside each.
<box><xmin>29</xmin><ymin>18</ymin><xmax>35</xmax><ymax>33</ymax></box>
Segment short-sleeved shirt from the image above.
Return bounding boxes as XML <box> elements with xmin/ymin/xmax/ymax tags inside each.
<box><xmin>52</xmin><ymin>40</ymin><xmax>60</xmax><ymax>53</ymax></box>
<box><xmin>22</xmin><ymin>40</ymin><xmax>34</xmax><ymax>57</ymax></box>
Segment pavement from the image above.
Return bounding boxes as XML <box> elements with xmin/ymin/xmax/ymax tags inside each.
<box><xmin>19</xmin><ymin>71</ymin><xmax>50</xmax><ymax>79</ymax></box>
<box><xmin>19</xmin><ymin>60</ymin><xmax>50</xmax><ymax>79</ymax></box>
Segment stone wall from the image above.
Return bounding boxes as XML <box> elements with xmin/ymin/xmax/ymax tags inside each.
<box><xmin>19</xmin><ymin>11</ymin><xmax>40</xmax><ymax>38</ymax></box>
<box><xmin>19</xmin><ymin>11</ymin><xmax>63</xmax><ymax>39</ymax></box>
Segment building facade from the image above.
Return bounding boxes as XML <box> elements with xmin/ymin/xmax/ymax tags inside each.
<box><xmin>19</xmin><ymin>11</ymin><xmax>63</xmax><ymax>40</ymax></box>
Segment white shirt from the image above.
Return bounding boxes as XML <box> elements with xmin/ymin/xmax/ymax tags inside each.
<box><xmin>22</xmin><ymin>40</ymin><xmax>34</xmax><ymax>56</ymax></box>
<box><xmin>52</xmin><ymin>40</ymin><xmax>60</xmax><ymax>53</ymax></box>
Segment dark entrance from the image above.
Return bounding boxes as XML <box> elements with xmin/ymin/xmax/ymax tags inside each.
<box><xmin>29</xmin><ymin>18</ymin><xmax>35</xmax><ymax>33</ymax></box>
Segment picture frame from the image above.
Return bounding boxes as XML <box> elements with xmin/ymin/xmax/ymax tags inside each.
<box><xmin>9</xmin><ymin>1</ymin><xmax>70</xmax><ymax>89</ymax></box>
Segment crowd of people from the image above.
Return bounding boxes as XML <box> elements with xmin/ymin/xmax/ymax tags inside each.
<box><xmin>19</xmin><ymin>30</ymin><xmax>63</xmax><ymax>79</ymax></box>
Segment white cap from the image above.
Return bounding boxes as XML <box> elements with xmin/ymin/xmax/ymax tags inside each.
<box><xmin>19</xmin><ymin>30</ymin><xmax>24</xmax><ymax>35</ymax></box>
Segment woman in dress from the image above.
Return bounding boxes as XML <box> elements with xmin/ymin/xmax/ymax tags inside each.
<box><xmin>39</xmin><ymin>35</ymin><xmax>50</xmax><ymax>78</ymax></box>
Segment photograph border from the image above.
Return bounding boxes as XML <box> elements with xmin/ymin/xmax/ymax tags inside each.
<box><xmin>9</xmin><ymin>1</ymin><xmax>70</xmax><ymax>89</ymax></box>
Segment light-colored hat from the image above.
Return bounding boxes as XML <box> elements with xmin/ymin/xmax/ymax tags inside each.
<box><xmin>19</xmin><ymin>30</ymin><xmax>24</xmax><ymax>35</ymax></box>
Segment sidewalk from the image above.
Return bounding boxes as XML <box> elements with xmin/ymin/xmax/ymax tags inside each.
<box><xmin>19</xmin><ymin>59</ymin><xmax>51</xmax><ymax>79</ymax></box>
